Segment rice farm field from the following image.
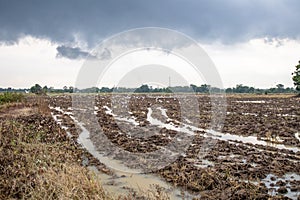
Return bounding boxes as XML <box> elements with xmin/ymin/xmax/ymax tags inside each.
<box><xmin>2</xmin><ymin>1</ymin><xmax>300</xmax><ymax>200</ymax></box>
<box><xmin>48</xmin><ymin>93</ymin><xmax>300</xmax><ymax>199</ymax></box>
<box><xmin>1</xmin><ymin>93</ymin><xmax>299</xmax><ymax>199</ymax></box>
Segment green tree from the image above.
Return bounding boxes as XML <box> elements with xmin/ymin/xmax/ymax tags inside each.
<box><xmin>198</xmin><ymin>84</ymin><xmax>210</xmax><ymax>93</ymax></box>
<box><xmin>30</xmin><ymin>84</ymin><xmax>43</xmax><ymax>95</ymax></box>
<box><xmin>225</xmin><ymin>88</ymin><xmax>233</xmax><ymax>93</ymax></box>
<box><xmin>234</xmin><ymin>84</ymin><xmax>250</xmax><ymax>93</ymax></box>
<box><xmin>190</xmin><ymin>84</ymin><xmax>197</xmax><ymax>92</ymax></box>
<box><xmin>68</xmin><ymin>86</ymin><xmax>74</xmax><ymax>93</ymax></box>
<box><xmin>63</xmin><ymin>86</ymin><xmax>68</xmax><ymax>92</ymax></box>
<box><xmin>135</xmin><ymin>84</ymin><xmax>150</xmax><ymax>93</ymax></box>
<box><xmin>292</xmin><ymin>60</ymin><xmax>300</xmax><ymax>92</ymax></box>
<box><xmin>42</xmin><ymin>86</ymin><xmax>48</xmax><ymax>93</ymax></box>
<box><xmin>276</xmin><ymin>84</ymin><xmax>284</xmax><ymax>93</ymax></box>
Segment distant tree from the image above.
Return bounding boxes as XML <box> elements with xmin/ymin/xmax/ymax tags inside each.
<box><xmin>234</xmin><ymin>84</ymin><xmax>250</xmax><ymax>93</ymax></box>
<box><xmin>49</xmin><ymin>87</ymin><xmax>54</xmax><ymax>93</ymax></box>
<box><xmin>152</xmin><ymin>88</ymin><xmax>162</xmax><ymax>93</ymax></box>
<box><xmin>100</xmin><ymin>87</ymin><xmax>112</xmax><ymax>93</ymax></box>
<box><xmin>163</xmin><ymin>87</ymin><xmax>172</xmax><ymax>93</ymax></box>
<box><xmin>276</xmin><ymin>84</ymin><xmax>284</xmax><ymax>93</ymax></box>
<box><xmin>198</xmin><ymin>84</ymin><xmax>210</xmax><ymax>93</ymax></box>
<box><xmin>30</xmin><ymin>84</ymin><xmax>43</xmax><ymax>94</ymax></box>
<box><xmin>68</xmin><ymin>86</ymin><xmax>74</xmax><ymax>93</ymax></box>
<box><xmin>63</xmin><ymin>86</ymin><xmax>68</xmax><ymax>92</ymax></box>
<box><xmin>276</xmin><ymin>84</ymin><xmax>284</xmax><ymax>89</ymax></box>
<box><xmin>285</xmin><ymin>87</ymin><xmax>294</xmax><ymax>93</ymax></box>
<box><xmin>135</xmin><ymin>84</ymin><xmax>150</xmax><ymax>93</ymax></box>
<box><xmin>190</xmin><ymin>84</ymin><xmax>197</xmax><ymax>93</ymax></box>
<box><xmin>43</xmin><ymin>86</ymin><xmax>48</xmax><ymax>93</ymax></box>
<box><xmin>225</xmin><ymin>88</ymin><xmax>233</xmax><ymax>93</ymax></box>
<box><xmin>249</xmin><ymin>87</ymin><xmax>255</xmax><ymax>93</ymax></box>
<box><xmin>190</xmin><ymin>84</ymin><xmax>210</xmax><ymax>93</ymax></box>
<box><xmin>292</xmin><ymin>60</ymin><xmax>300</xmax><ymax>92</ymax></box>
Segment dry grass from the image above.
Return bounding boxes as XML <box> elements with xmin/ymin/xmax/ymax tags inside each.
<box><xmin>0</xmin><ymin>101</ymin><xmax>171</xmax><ymax>200</ymax></box>
<box><xmin>0</xmin><ymin>118</ymin><xmax>169</xmax><ymax>200</ymax></box>
<box><xmin>29</xmin><ymin>164</ymin><xmax>112</xmax><ymax>200</ymax></box>
<box><xmin>0</xmin><ymin>118</ymin><xmax>112</xmax><ymax>200</ymax></box>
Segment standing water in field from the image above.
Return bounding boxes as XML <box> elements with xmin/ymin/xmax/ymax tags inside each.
<box><xmin>50</xmin><ymin>105</ymin><xmax>199</xmax><ymax>199</ymax></box>
<box><xmin>49</xmin><ymin>94</ymin><xmax>300</xmax><ymax>199</ymax></box>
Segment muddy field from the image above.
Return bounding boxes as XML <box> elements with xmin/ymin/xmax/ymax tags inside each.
<box><xmin>47</xmin><ymin>93</ymin><xmax>300</xmax><ymax>199</ymax></box>
<box><xmin>0</xmin><ymin>99</ymin><xmax>117</xmax><ymax>199</ymax></box>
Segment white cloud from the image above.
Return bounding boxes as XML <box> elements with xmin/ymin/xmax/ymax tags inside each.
<box><xmin>0</xmin><ymin>36</ymin><xmax>83</xmax><ymax>88</ymax></box>
<box><xmin>98</xmin><ymin>49</ymin><xmax>204</xmax><ymax>88</ymax></box>
<box><xmin>0</xmin><ymin>36</ymin><xmax>299</xmax><ymax>89</ymax></box>
<box><xmin>202</xmin><ymin>38</ymin><xmax>300</xmax><ymax>88</ymax></box>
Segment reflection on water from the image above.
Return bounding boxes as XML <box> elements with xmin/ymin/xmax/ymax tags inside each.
<box><xmin>295</xmin><ymin>132</ymin><xmax>300</xmax><ymax>143</ymax></box>
<box><xmin>50</xmin><ymin>104</ymin><xmax>299</xmax><ymax>199</ymax></box>
<box><xmin>146</xmin><ymin>107</ymin><xmax>299</xmax><ymax>153</ymax></box>
<box><xmin>50</xmin><ymin>106</ymin><xmax>194</xmax><ymax>199</ymax></box>
<box><xmin>262</xmin><ymin>173</ymin><xmax>300</xmax><ymax>200</ymax></box>
<box><xmin>235</xmin><ymin>100</ymin><xmax>266</xmax><ymax>104</ymax></box>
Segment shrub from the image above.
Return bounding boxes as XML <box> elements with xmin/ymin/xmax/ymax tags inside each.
<box><xmin>0</xmin><ymin>92</ymin><xmax>24</xmax><ymax>105</ymax></box>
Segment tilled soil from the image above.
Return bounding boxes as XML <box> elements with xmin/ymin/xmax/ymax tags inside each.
<box><xmin>49</xmin><ymin>94</ymin><xmax>300</xmax><ymax>199</ymax></box>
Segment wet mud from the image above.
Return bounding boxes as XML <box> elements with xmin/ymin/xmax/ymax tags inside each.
<box><xmin>49</xmin><ymin>94</ymin><xmax>300</xmax><ymax>199</ymax></box>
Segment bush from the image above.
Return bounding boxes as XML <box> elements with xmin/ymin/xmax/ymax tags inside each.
<box><xmin>0</xmin><ymin>92</ymin><xmax>24</xmax><ymax>105</ymax></box>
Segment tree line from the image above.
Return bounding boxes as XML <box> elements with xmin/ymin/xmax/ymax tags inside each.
<box><xmin>1</xmin><ymin>60</ymin><xmax>299</xmax><ymax>95</ymax></box>
<box><xmin>0</xmin><ymin>83</ymin><xmax>296</xmax><ymax>95</ymax></box>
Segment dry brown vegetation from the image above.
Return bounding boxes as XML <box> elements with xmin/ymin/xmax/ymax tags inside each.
<box><xmin>0</xmin><ymin>97</ymin><xmax>171</xmax><ymax>200</ymax></box>
<box><xmin>0</xmin><ymin>103</ymin><xmax>111</xmax><ymax>199</ymax></box>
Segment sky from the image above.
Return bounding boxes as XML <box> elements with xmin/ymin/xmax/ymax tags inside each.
<box><xmin>0</xmin><ymin>0</ymin><xmax>300</xmax><ymax>89</ymax></box>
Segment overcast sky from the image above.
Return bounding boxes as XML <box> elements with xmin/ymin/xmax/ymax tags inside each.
<box><xmin>0</xmin><ymin>0</ymin><xmax>300</xmax><ymax>88</ymax></box>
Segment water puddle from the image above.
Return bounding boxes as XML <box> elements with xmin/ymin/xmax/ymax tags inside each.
<box><xmin>227</xmin><ymin>111</ymin><xmax>298</xmax><ymax>118</ymax></box>
<box><xmin>147</xmin><ymin>107</ymin><xmax>198</xmax><ymax>136</ymax></box>
<box><xmin>227</xmin><ymin>111</ymin><xmax>258</xmax><ymax>116</ymax></box>
<box><xmin>50</xmin><ymin>104</ymin><xmax>299</xmax><ymax>199</ymax></box>
<box><xmin>276</xmin><ymin>114</ymin><xmax>298</xmax><ymax>118</ymax></box>
<box><xmin>206</xmin><ymin>130</ymin><xmax>299</xmax><ymax>153</ymax></box>
<box><xmin>50</xmin><ymin>107</ymin><xmax>72</xmax><ymax>138</ymax></box>
<box><xmin>103</xmin><ymin>106</ymin><xmax>299</xmax><ymax>154</ymax></box>
<box><xmin>103</xmin><ymin>106</ymin><xmax>140</xmax><ymax>126</ymax></box>
<box><xmin>295</xmin><ymin>132</ymin><xmax>300</xmax><ymax>143</ymax></box>
<box><xmin>147</xmin><ymin>107</ymin><xmax>299</xmax><ymax>153</ymax></box>
<box><xmin>157</xmin><ymin>107</ymin><xmax>168</xmax><ymax>118</ymax></box>
<box><xmin>193</xmin><ymin>159</ymin><xmax>215</xmax><ymax>168</ymax></box>
<box><xmin>50</xmin><ymin>106</ymin><xmax>196</xmax><ymax>199</ymax></box>
<box><xmin>260</xmin><ymin>136</ymin><xmax>285</xmax><ymax>143</ymax></box>
<box><xmin>235</xmin><ymin>100</ymin><xmax>266</xmax><ymax>104</ymax></box>
<box><xmin>262</xmin><ymin>173</ymin><xmax>300</xmax><ymax>200</ymax></box>
<box><xmin>103</xmin><ymin>105</ymin><xmax>116</xmax><ymax>116</ymax></box>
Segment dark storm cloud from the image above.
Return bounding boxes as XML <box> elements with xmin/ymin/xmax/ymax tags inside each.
<box><xmin>56</xmin><ymin>45</ymin><xmax>94</xmax><ymax>59</ymax></box>
<box><xmin>1</xmin><ymin>0</ymin><xmax>300</xmax><ymax>47</ymax></box>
